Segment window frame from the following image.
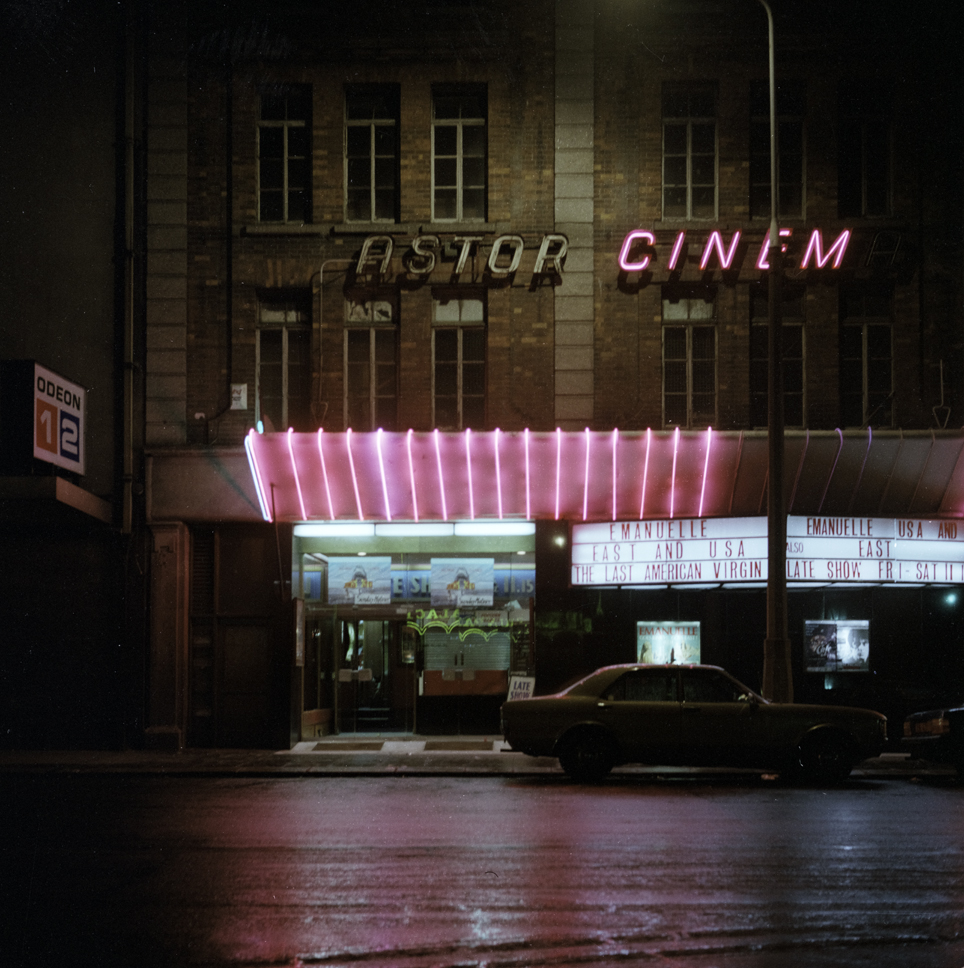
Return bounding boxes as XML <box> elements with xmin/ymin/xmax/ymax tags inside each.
<box><xmin>749</xmin><ymin>80</ymin><xmax>806</xmax><ymax>221</ymax></box>
<box><xmin>839</xmin><ymin>286</ymin><xmax>894</xmax><ymax>428</ymax></box>
<box><xmin>343</xmin><ymin>325</ymin><xmax>399</xmax><ymax>432</ymax></box>
<box><xmin>432</xmin><ymin>293</ymin><xmax>486</xmax><ymax>430</ymax></box>
<box><xmin>749</xmin><ymin>284</ymin><xmax>807</xmax><ymax>429</ymax></box>
<box><xmin>838</xmin><ymin>83</ymin><xmax>893</xmax><ymax>219</ymax></box>
<box><xmin>662</xmin><ymin>82</ymin><xmax>718</xmax><ymax>221</ymax></box>
<box><xmin>431</xmin><ymin>86</ymin><xmax>487</xmax><ymax>223</ymax></box>
<box><xmin>344</xmin><ymin>84</ymin><xmax>400</xmax><ymax>224</ymax></box>
<box><xmin>255</xmin><ymin>294</ymin><xmax>312</xmax><ymax>432</ymax></box>
<box><xmin>257</xmin><ymin>85</ymin><xmax>311</xmax><ymax>224</ymax></box>
<box><xmin>661</xmin><ymin>289</ymin><xmax>718</xmax><ymax>429</ymax></box>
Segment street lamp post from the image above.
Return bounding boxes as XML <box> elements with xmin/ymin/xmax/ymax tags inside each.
<box><xmin>757</xmin><ymin>0</ymin><xmax>793</xmax><ymax>702</ymax></box>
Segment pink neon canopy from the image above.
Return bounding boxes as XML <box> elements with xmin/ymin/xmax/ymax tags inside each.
<box><xmin>243</xmin><ymin>428</ymin><xmax>964</xmax><ymax>524</ymax></box>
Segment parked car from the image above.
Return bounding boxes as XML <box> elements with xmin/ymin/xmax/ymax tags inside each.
<box><xmin>501</xmin><ymin>663</ymin><xmax>887</xmax><ymax>783</ymax></box>
<box><xmin>903</xmin><ymin>704</ymin><xmax>964</xmax><ymax>774</ymax></box>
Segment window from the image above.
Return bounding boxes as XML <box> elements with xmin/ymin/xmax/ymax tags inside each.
<box><xmin>604</xmin><ymin>670</ymin><xmax>679</xmax><ymax>703</ymax></box>
<box><xmin>344</xmin><ymin>295</ymin><xmax>398</xmax><ymax>430</ymax></box>
<box><xmin>838</xmin><ymin>83</ymin><xmax>892</xmax><ymax>218</ymax></box>
<box><xmin>662</xmin><ymin>83</ymin><xmax>717</xmax><ymax>219</ymax></box>
<box><xmin>432</xmin><ymin>86</ymin><xmax>486</xmax><ymax>222</ymax></box>
<box><xmin>433</xmin><ymin>295</ymin><xmax>485</xmax><ymax>429</ymax></box>
<box><xmin>257</xmin><ymin>295</ymin><xmax>311</xmax><ymax>431</ymax></box>
<box><xmin>750</xmin><ymin>284</ymin><xmax>806</xmax><ymax>428</ymax></box>
<box><xmin>345</xmin><ymin>86</ymin><xmax>399</xmax><ymax>222</ymax></box>
<box><xmin>681</xmin><ymin>670</ymin><xmax>751</xmax><ymax>704</ymax></box>
<box><xmin>662</xmin><ymin>289</ymin><xmax>716</xmax><ymax>428</ymax></box>
<box><xmin>258</xmin><ymin>86</ymin><xmax>310</xmax><ymax>222</ymax></box>
<box><xmin>840</xmin><ymin>285</ymin><xmax>893</xmax><ymax>428</ymax></box>
<box><xmin>750</xmin><ymin>81</ymin><xmax>805</xmax><ymax>220</ymax></box>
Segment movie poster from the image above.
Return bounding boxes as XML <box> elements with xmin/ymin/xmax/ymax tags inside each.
<box><xmin>430</xmin><ymin>558</ymin><xmax>494</xmax><ymax>608</ymax></box>
<box><xmin>328</xmin><ymin>557</ymin><xmax>393</xmax><ymax>605</ymax></box>
<box><xmin>804</xmin><ymin>620</ymin><xmax>870</xmax><ymax>672</ymax></box>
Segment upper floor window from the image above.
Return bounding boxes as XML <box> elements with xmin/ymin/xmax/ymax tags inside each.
<box><xmin>662</xmin><ymin>288</ymin><xmax>717</xmax><ymax>428</ymax></box>
<box><xmin>344</xmin><ymin>294</ymin><xmax>398</xmax><ymax>430</ymax></box>
<box><xmin>749</xmin><ymin>284</ymin><xmax>806</xmax><ymax>428</ymax></box>
<box><xmin>662</xmin><ymin>82</ymin><xmax>717</xmax><ymax>220</ymax></box>
<box><xmin>432</xmin><ymin>86</ymin><xmax>486</xmax><ymax>222</ymax></box>
<box><xmin>257</xmin><ymin>293</ymin><xmax>312</xmax><ymax>431</ymax></box>
<box><xmin>750</xmin><ymin>81</ymin><xmax>806</xmax><ymax>220</ymax></box>
<box><xmin>838</xmin><ymin>83</ymin><xmax>892</xmax><ymax>218</ymax></box>
<box><xmin>345</xmin><ymin>85</ymin><xmax>399</xmax><ymax>223</ymax></box>
<box><xmin>840</xmin><ymin>284</ymin><xmax>893</xmax><ymax>428</ymax></box>
<box><xmin>258</xmin><ymin>85</ymin><xmax>311</xmax><ymax>223</ymax></box>
<box><xmin>433</xmin><ymin>294</ymin><xmax>485</xmax><ymax>429</ymax></box>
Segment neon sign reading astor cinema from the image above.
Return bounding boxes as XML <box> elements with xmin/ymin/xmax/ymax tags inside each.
<box><xmin>353</xmin><ymin>227</ymin><xmax>851</xmax><ymax>278</ymax></box>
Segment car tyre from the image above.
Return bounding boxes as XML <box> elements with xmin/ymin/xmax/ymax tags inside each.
<box><xmin>558</xmin><ymin>730</ymin><xmax>616</xmax><ymax>783</ymax></box>
<box><xmin>792</xmin><ymin>730</ymin><xmax>855</xmax><ymax>785</ymax></box>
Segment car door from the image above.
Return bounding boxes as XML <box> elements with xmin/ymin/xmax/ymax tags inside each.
<box><xmin>679</xmin><ymin>668</ymin><xmax>759</xmax><ymax>766</ymax></box>
<box><xmin>593</xmin><ymin>668</ymin><xmax>681</xmax><ymax>765</ymax></box>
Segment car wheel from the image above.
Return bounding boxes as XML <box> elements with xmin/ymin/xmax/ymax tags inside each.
<box><xmin>793</xmin><ymin>730</ymin><xmax>855</xmax><ymax>785</ymax></box>
<box><xmin>558</xmin><ymin>730</ymin><xmax>615</xmax><ymax>783</ymax></box>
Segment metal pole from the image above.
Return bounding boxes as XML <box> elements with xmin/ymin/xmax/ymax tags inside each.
<box><xmin>757</xmin><ymin>0</ymin><xmax>793</xmax><ymax>702</ymax></box>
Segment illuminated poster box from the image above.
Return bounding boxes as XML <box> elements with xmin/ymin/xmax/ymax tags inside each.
<box><xmin>804</xmin><ymin>620</ymin><xmax>870</xmax><ymax>673</ymax></box>
<box><xmin>328</xmin><ymin>557</ymin><xmax>393</xmax><ymax>605</ymax></box>
<box><xmin>637</xmin><ymin>622</ymin><xmax>701</xmax><ymax>664</ymax></box>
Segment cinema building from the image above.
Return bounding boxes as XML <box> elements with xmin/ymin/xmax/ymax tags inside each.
<box><xmin>137</xmin><ymin>0</ymin><xmax>963</xmax><ymax>749</ymax></box>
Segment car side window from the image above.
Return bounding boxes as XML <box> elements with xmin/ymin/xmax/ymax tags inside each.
<box><xmin>604</xmin><ymin>670</ymin><xmax>678</xmax><ymax>702</ymax></box>
<box><xmin>682</xmin><ymin>671</ymin><xmax>745</xmax><ymax>703</ymax></box>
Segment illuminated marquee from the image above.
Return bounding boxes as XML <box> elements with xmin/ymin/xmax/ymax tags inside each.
<box><xmin>572</xmin><ymin>516</ymin><xmax>964</xmax><ymax>587</ymax></box>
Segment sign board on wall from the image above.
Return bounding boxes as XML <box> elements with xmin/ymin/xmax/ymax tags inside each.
<box><xmin>328</xmin><ymin>557</ymin><xmax>393</xmax><ymax>605</ymax></box>
<box><xmin>804</xmin><ymin>620</ymin><xmax>870</xmax><ymax>673</ymax></box>
<box><xmin>637</xmin><ymin>622</ymin><xmax>701</xmax><ymax>664</ymax></box>
<box><xmin>572</xmin><ymin>516</ymin><xmax>964</xmax><ymax>587</ymax></box>
<box><xmin>32</xmin><ymin>363</ymin><xmax>86</xmax><ymax>474</ymax></box>
<box><xmin>431</xmin><ymin>558</ymin><xmax>495</xmax><ymax>608</ymax></box>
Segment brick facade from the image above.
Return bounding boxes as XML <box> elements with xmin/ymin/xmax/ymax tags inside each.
<box><xmin>143</xmin><ymin>0</ymin><xmax>961</xmax><ymax>450</ymax></box>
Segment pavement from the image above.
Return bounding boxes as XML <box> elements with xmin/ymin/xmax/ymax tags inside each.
<box><xmin>0</xmin><ymin>735</ymin><xmax>955</xmax><ymax>779</ymax></box>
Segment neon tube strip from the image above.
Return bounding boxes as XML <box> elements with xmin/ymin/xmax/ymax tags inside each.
<box><xmin>376</xmin><ymin>428</ymin><xmax>392</xmax><ymax>521</ymax></box>
<box><xmin>555</xmin><ymin>427</ymin><xmax>562</xmax><ymax>520</ymax></box>
<box><xmin>639</xmin><ymin>428</ymin><xmax>652</xmax><ymax>519</ymax></box>
<box><xmin>345</xmin><ymin>428</ymin><xmax>364</xmax><ymax>520</ymax></box>
<box><xmin>494</xmin><ymin>428</ymin><xmax>503</xmax><ymax>519</ymax></box>
<box><xmin>755</xmin><ymin>228</ymin><xmax>792</xmax><ymax>270</ymax></box>
<box><xmin>465</xmin><ymin>428</ymin><xmax>475</xmax><ymax>520</ymax></box>
<box><xmin>244</xmin><ymin>430</ymin><xmax>272</xmax><ymax>522</ymax></box>
<box><xmin>670</xmin><ymin>426</ymin><xmax>680</xmax><ymax>519</ymax></box>
<box><xmin>699</xmin><ymin>426</ymin><xmax>713</xmax><ymax>518</ymax></box>
<box><xmin>582</xmin><ymin>427</ymin><xmax>591</xmax><ymax>521</ymax></box>
<box><xmin>699</xmin><ymin>230</ymin><xmax>741</xmax><ymax>271</ymax></box>
<box><xmin>668</xmin><ymin>231</ymin><xmax>686</xmax><ymax>271</ymax></box>
<box><xmin>406</xmin><ymin>429</ymin><xmax>419</xmax><ymax>522</ymax></box>
<box><xmin>434</xmin><ymin>428</ymin><xmax>448</xmax><ymax>520</ymax></box>
<box><xmin>524</xmin><ymin>428</ymin><xmax>531</xmax><ymax>520</ymax></box>
<box><xmin>612</xmin><ymin>428</ymin><xmax>619</xmax><ymax>521</ymax></box>
<box><xmin>316</xmin><ymin>429</ymin><xmax>335</xmax><ymax>520</ymax></box>
<box><xmin>287</xmin><ymin>428</ymin><xmax>307</xmax><ymax>520</ymax></box>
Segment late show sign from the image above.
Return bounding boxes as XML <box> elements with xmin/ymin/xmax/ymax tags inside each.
<box><xmin>571</xmin><ymin>516</ymin><xmax>964</xmax><ymax>587</ymax></box>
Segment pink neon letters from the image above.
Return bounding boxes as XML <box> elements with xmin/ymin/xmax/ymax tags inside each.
<box><xmin>619</xmin><ymin>227</ymin><xmax>851</xmax><ymax>273</ymax></box>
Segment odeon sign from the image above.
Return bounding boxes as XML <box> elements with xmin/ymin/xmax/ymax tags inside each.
<box><xmin>352</xmin><ymin>227</ymin><xmax>851</xmax><ymax>281</ymax></box>
<box><xmin>571</xmin><ymin>516</ymin><xmax>964</xmax><ymax>588</ymax></box>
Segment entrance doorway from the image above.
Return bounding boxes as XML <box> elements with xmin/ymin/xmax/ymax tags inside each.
<box><xmin>304</xmin><ymin>613</ymin><xmax>417</xmax><ymax>734</ymax></box>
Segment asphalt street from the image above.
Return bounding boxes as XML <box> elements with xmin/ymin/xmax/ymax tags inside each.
<box><xmin>1</xmin><ymin>761</ymin><xmax>962</xmax><ymax>968</ymax></box>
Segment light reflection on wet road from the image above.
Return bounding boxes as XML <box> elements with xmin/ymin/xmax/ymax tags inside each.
<box><xmin>2</xmin><ymin>774</ymin><xmax>963</xmax><ymax>967</ymax></box>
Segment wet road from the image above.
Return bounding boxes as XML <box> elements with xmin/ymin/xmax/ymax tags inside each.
<box><xmin>1</xmin><ymin>773</ymin><xmax>963</xmax><ymax>967</ymax></box>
